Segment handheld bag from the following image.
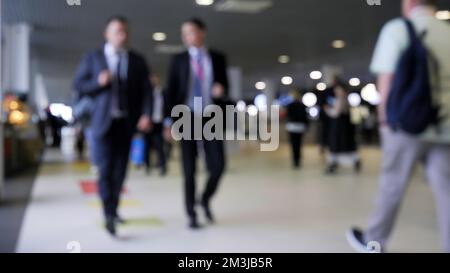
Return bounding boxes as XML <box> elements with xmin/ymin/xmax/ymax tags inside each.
<box><xmin>130</xmin><ymin>134</ymin><xmax>146</xmax><ymax>166</ymax></box>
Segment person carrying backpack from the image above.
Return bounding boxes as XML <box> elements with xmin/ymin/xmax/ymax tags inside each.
<box><xmin>347</xmin><ymin>0</ymin><xmax>450</xmax><ymax>253</ymax></box>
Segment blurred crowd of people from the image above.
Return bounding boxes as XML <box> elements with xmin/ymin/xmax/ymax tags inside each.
<box><xmin>66</xmin><ymin>0</ymin><xmax>450</xmax><ymax>252</ymax></box>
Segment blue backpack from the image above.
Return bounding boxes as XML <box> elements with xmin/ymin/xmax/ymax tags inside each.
<box><xmin>386</xmin><ymin>19</ymin><xmax>440</xmax><ymax>134</ymax></box>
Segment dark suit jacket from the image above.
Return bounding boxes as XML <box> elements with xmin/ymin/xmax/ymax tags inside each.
<box><xmin>165</xmin><ymin>49</ymin><xmax>229</xmax><ymax>120</ymax></box>
<box><xmin>73</xmin><ymin>47</ymin><xmax>153</xmax><ymax>138</ymax></box>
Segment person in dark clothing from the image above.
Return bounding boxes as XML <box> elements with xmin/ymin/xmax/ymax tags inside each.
<box><xmin>73</xmin><ymin>16</ymin><xmax>153</xmax><ymax>236</ymax></box>
<box><xmin>324</xmin><ymin>79</ymin><xmax>361</xmax><ymax>174</ymax></box>
<box><xmin>284</xmin><ymin>88</ymin><xmax>310</xmax><ymax>169</ymax></box>
<box><xmin>164</xmin><ymin>18</ymin><xmax>229</xmax><ymax>229</ymax></box>
<box><xmin>144</xmin><ymin>74</ymin><xmax>167</xmax><ymax>176</ymax></box>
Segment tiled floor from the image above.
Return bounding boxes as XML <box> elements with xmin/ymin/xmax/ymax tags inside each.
<box><xmin>15</xmin><ymin>142</ymin><xmax>440</xmax><ymax>253</ymax></box>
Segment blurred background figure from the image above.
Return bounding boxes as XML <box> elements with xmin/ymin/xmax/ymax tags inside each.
<box><xmin>144</xmin><ymin>73</ymin><xmax>167</xmax><ymax>176</ymax></box>
<box><xmin>74</xmin><ymin>125</ymin><xmax>85</xmax><ymax>161</ymax></box>
<box><xmin>164</xmin><ymin>18</ymin><xmax>229</xmax><ymax>229</ymax></box>
<box><xmin>284</xmin><ymin>88</ymin><xmax>309</xmax><ymax>169</ymax></box>
<box><xmin>324</xmin><ymin>77</ymin><xmax>361</xmax><ymax>174</ymax></box>
<box><xmin>347</xmin><ymin>0</ymin><xmax>450</xmax><ymax>253</ymax></box>
<box><xmin>45</xmin><ymin>106</ymin><xmax>66</xmax><ymax>148</ymax></box>
<box><xmin>73</xmin><ymin>16</ymin><xmax>153</xmax><ymax>237</ymax></box>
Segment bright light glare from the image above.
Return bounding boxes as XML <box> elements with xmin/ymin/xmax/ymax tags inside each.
<box><xmin>302</xmin><ymin>92</ymin><xmax>318</xmax><ymax>107</ymax></box>
<box><xmin>310</xmin><ymin>71</ymin><xmax>322</xmax><ymax>80</ymax></box>
<box><xmin>361</xmin><ymin>84</ymin><xmax>381</xmax><ymax>105</ymax></box>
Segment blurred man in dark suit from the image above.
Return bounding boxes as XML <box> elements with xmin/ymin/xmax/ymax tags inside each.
<box><xmin>73</xmin><ymin>16</ymin><xmax>153</xmax><ymax>236</ymax></box>
<box><xmin>144</xmin><ymin>74</ymin><xmax>167</xmax><ymax>176</ymax></box>
<box><xmin>164</xmin><ymin>18</ymin><xmax>229</xmax><ymax>229</ymax></box>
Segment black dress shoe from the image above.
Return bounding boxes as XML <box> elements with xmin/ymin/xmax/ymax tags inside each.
<box><xmin>354</xmin><ymin>159</ymin><xmax>362</xmax><ymax>173</ymax></box>
<box><xmin>188</xmin><ymin>218</ymin><xmax>202</xmax><ymax>230</ymax></box>
<box><xmin>105</xmin><ymin>219</ymin><xmax>116</xmax><ymax>236</ymax></box>
<box><xmin>160</xmin><ymin>167</ymin><xmax>167</xmax><ymax>177</ymax></box>
<box><xmin>325</xmin><ymin>162</ymin><xmax>338</xmax><ymax>175</ymax></box>
<box><xmin>201</xmin><ymin>200</ymin><xmax>215</xmax><ymax>224</ymax></box>
<box><xmin>114</xmin><ymin>216</ymin><xmax>126</xmax><ymax>225</ymax></box>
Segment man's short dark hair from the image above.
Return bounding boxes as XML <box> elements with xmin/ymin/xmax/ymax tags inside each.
<box><xmin>106</xmin><ymin>15</ymin><xmax>129</xmax><ymax>27</ymax></box>
<box><xmin>184</xmin><ymin>17</ymin><xmax>207</xmax><ymax>31</ymax></box>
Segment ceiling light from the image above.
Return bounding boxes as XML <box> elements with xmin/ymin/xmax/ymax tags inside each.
<box><xmin>349</xmin><ymin>78</ymin><xmax>361</xmax><ymax>87</ymax></box>
<box><xmin>236</xmin><ymin>100</ymin><xmax>247</xmax><ymax>112</ymax></box>
<box><xmin>308</xmin><ymin>106</ymin><xmax>320</xmax><ymax>119</ymax></box>
<box><xmin>152</xmin><ymin>32</ymin><xmax>167</xmax><ymax>41</ymax></box>
<box><xmin>255</xmin><ymin>81</ymin><xmax>266</xmax><ymax>90</ymax></box>
<box><xmin>281</xmin><ymin>76</ymin><xmax>293</xmax><ymax>85</ymax></box>
<box><xmin>332</xmin><ymin>40</ymin><xmax>346</xmax><ymax>49</ymax></box>
<box><xmin>247</xmin><ymin>105</ymin><xmax>258</xmax><ymax>116</ymax></box>
<box><xmin>310</xmin><ymin>71</ymin><xmax>322</xmax><ymax>80</ymax></box>
<box><xmin>302</xmin><ymin>92</ymin><xmax>318</xmax><ymax>108</ymax></box>
<box><xmin>278</xmin><ymin>55</ymin><xmax>290</xmax><ymax>64</ymax></box>
<box><xmin>348</xmin><ymin>93</ymin><xmax>362</xmax><ymax>107</ymax></box>
<box><xmin>215</xmin><ymin>0</ymin><xmax>272</xmax><ymax>14</ymax></box>
<box><xmin>196</xmin><ymin>0</ymin><xmax>214</xmax><ymax>6</ymax></box>
<box><xmin>254</xmin><ymin>94</ymin><xmax>268</xmax><ymax>110</ymax></box>
<box><xmin>436</xmin><ymin>10</ymin><xmax>450</xmax><ymax>20</ymax></box>
<box><xmin>316</xmin><ymin>82</ymin><xmax>327</xmax><ymax>91</ymax></box>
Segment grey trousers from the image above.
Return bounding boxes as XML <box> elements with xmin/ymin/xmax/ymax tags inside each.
<box><xmin>365</xmin><ymin>128</ymin><xmax>450</xmax><ymax>252</ymax></box>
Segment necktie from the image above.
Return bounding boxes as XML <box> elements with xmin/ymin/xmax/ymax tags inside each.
<box><xmin>192</xmin><ymin>52</ymin><xmax>204</xmax><ymax>98</ymax></box>
<box><xmin>112</xmin><ymin>53</ymin><xmax>127</xmax><ymax>116</ymax></box>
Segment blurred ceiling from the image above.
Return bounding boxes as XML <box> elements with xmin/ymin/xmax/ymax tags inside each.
<box><xmin>3</xmin><ymin>0</ymin><xmax>450</xmax><ymax>100</ymax></box>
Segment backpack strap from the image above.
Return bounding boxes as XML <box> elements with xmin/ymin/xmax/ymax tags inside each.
<box><xmin>403</xmin><ymin>18</ymin><xmax>418</xmax><ymax>43</ymax></box>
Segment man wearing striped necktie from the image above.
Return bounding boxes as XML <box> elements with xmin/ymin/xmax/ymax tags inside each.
<box><xmin>164</xmin><ymin>18</ymin><xmax>229</xmax><ymax>229</ymax></box>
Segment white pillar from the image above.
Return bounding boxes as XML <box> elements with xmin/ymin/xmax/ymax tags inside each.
<box><xmin>227</xmin><ymin>67</ymin><xmax>242</xmax><ymax>101</ymax></box>
<box><xmin>321</xmin><ymin>64</ymin><xmax>343</xmax><ymax>85</ymax></box>
<box><xmin>3</xmin><ymin>23</ymin><xmax>31</xmax><ymax>93</ymax></box>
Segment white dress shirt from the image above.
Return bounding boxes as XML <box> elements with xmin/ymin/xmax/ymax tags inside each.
<box><xmin>152</xmin><ymin>86</ymin><xmax>164</xmax><ymax>124</ymax></box>
<box><xmin>104</xmin><ymin>43</ymin><xmax>128</xmax><ymax>80</ymax></box>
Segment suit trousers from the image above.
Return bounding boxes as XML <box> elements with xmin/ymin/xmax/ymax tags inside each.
<box><xmin>94</xmin><ymin>119</ymin><xmax>132</xmax><ymax>220</ymax></box>
<box><xmin>180</xmin><ymin>138</ymin><xmax>225</xmax><ymax>220</ymax></box>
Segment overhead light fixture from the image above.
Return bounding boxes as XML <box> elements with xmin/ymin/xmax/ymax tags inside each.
<box><xmin>332</xmin><ymin>40</ymin><xmax>346</xmax><ymax>49</ymax></box>
<box><xmin>152</xmin><ymin>32</ymin><xmax>167</xmax><ymax>41</ymax></box>
<box><xmin>302</xmin><ymin>92</ymin><xmax>318</xmax><ymax>108</ymax></box>
<box><xmin>308</xmin><ymin>106</ymin><xmax>320</xmax><ymax>119</ymax></box>
<box><xmin>316</xmin><ymin>82</ymin><xmax>327</xmax><ymax>91</ymax></box>
<box><xmin>349</xmin><ymin>78</ymin><xmax>361</xmax><ymax>87</ymax></box>
<box><xmin>310</xmin><ymin>71</ymin><xmax>322</xmax><ymax>80</ymax></box>
<box><xmin>247</xmin><ymin>105</ymin><xmax>258</xmax><ymax>116</ymax></box>
<box><xmin>215</xmin><ymin>0</ymin><xmax>272</xmax><ymax>14</ymax></box>
<box><xmin>255</xmin><ymin>81</ymin><xmax>266</xmax><ymax>90</ymax></box>
<box><xmin>436</xmin><ymin>10</ymin><xmax>450</xmax><ymax>20</ymax></box>
<box><xmin>348</xmin><ymin>93</ymin><xmax>362</xmax><ymax>107</ymax></box>
<box><xmin>236</xmin><ymin>100</ymin><xmax>247</xmax><ymax>112</ymax></box>
<box><xmin>278</xmin><ymin>55</ymin><xmax>290</xmax><ymax>64</ymax></box>
<box><xmin>254</xmin><ymin>94</ymin><xmax>268</xmax><ymax>110</ymax></box>
<box><xmin>196</xmin><ymin>0</ymin><xmax>214</xmax><ymax>6</ymax></box>
<box><xmin>281</xmin><ymin>76</ymin><xmax>293</xmax><ymax>85</ymax></box>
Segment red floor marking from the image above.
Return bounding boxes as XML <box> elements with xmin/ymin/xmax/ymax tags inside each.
<box><xmin>79</xmin><ymin>180</ymin><xmax>128</xmax><ymax>195</ymax></box>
